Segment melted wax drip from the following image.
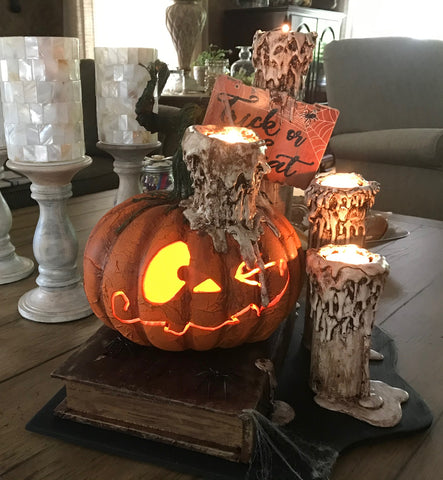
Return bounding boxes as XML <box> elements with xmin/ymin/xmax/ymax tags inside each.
<box><xmin>305</xmin><ymin>177</ymin><xmax>380</xmax><ymax>248</ymax></box>
<box><xmin>181</xmin><ymin>126</ymin><xmax>279</xmax><ymax>304</ymax></box>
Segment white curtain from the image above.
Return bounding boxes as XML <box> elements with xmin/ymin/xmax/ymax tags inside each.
<box><xmin>63</xmin><ymin>0</ymin><xmax>95</xmax><ymax>58</ymax></box>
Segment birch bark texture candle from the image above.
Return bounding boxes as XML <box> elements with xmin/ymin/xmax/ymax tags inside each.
<box><xmin>305</xmin><ymin>172</ymin><xmax>380</xmax><ymax>248</ymax></box>
<box><xmin>0</xmin><ymin>37</ymin><xmax>85</xmax><ymax>163</ymax></box>
<box><xmin>252</xmin><ymin>28</ymin><xmax>317</xmax><ymax>101</ymax></box>
<box><xmin>306</xmin><ymin>244</ymin><xmax>409</xmax><ymax>427</ymax></box>
<box><xmin>94</xmin><ymin>47</ymin><xmax>158</xmax><ymax>145</ymax></box>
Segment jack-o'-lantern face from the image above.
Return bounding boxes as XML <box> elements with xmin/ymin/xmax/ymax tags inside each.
<box><xmin>110</xmin><ymin>239</ymin><xmax>290</xmax><ymax>337</ymax></box>
<box><xmin>84</xmin><ymin>199</ymin><xmax>303</xmax><ymax>351</ymax></box>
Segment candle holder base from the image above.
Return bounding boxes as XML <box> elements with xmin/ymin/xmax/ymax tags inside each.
<box><xmin>97</xmin><ymin>141</ymin><xmax>161</xmax><ymax>205</ymax></box>
<box><xmin>7</xmin><ymin>156</ymin><xmax>93</xmax><ymax>323</ymax></box>
<box><xmin>0</xmin><ymin>253</ymin><xmax>34</xmax><ymax>285</ymax></box>
<box><xmin>314</xmin><ymin>380</ymin><xmax>409</xmax><ymax>428</ymax></box>
<box><xmin>0</xmin><ymin>148</ymin><xmax>34</xmax><ymax>284</ymax></box>
<box><xmin>18</xmin><ymin>284</ymin><xmax>91</xmax><ymax>323</ymax></box>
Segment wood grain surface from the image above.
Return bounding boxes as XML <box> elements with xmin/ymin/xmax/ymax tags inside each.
<box><xmin>1</xmin><ymin>189</ymin><xmax>442</xmax><ymax>480</ymax></box>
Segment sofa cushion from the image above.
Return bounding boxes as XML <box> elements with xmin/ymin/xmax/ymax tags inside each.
<box><xmin>324</xmin><ymin>37</ymin><xmax>443</xmax><ymax>135</ymax></box>
<box><xmin>329</xmin><ymin>128</ymin><xmax>443</xmax><ymax>170</ymax></box>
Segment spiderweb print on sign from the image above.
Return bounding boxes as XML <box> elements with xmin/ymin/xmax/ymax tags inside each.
<box><xmin>204</xmin><ymin>75</ymin><xmax>340</xmax><ymax>189</ymax></box>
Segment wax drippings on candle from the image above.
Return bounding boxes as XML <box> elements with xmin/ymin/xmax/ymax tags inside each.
<box><xmin>305</xmin><ymin>173</ymin><xmax>380</xmax><ymax>248</ymax></box>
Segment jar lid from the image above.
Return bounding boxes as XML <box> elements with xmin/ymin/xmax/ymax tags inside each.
<box><xmin>143</xmin><ymin>154</ymin><xmax>173</xmax><ymax>173</ymax></box>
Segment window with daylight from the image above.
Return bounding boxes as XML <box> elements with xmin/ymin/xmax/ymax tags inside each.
<box><xmin>346</xmin><ymin>0</ymin><xmax>443</xmax><ymax>40</ymax></box>
<box><xmin>92</xmin><ymin>0</ymin><xmax>178</xmax><ymax>68</ymax></box>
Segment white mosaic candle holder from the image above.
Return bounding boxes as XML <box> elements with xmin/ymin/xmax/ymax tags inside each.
<box><xmin>0</xmin><ymin>37</ymin><xmax>91</xmax><ymax>322</ymax></box>
<box><xmin>0</xmin><ymin>36</ymin><xmax>85</xmax><ymax>163</ymax></box>
<box><xmin>95</xmin><ymin>47</ymin><xmax>158</xmax><ymax>145</ymax></box>
<box><xmin>95</xmin><ymin>47</ymin><xmax>161</xmax><ymax>203</ymax></box>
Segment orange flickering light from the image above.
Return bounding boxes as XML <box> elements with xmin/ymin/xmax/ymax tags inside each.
<box><xmin>202</xmin><ymin>125</ymin><xmax>261</xmax><ymax>144</ymax></box>
<box><xmin>319</xmin><ymin>244</ymin><xmax>376</xmax><ymax>265</ymax></box>
<box><xmin>281</xmin><ymin>23</ymin><xmax>290</xmax><ymax>34</ymax></box>
<box><xmin>110</xmin><ymin>240</ymin><xmax>290</xmax><ymax>337</ymax></box>
<box><xmin>318</xmin><ymin>172</ymin><xmax>369</xmax><ymax>189</ymax></box>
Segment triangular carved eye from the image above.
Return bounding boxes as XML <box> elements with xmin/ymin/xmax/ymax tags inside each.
<box><xmin>193</xmin><ymin>278</ymin><xmax>221</xmax><ymax>293</ymax></box>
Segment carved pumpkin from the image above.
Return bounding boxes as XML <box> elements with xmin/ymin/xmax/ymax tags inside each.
<box><xmin>84</xmin><ymin>125</ymin><xmax>304</xmax><ymax>351</ymax></box>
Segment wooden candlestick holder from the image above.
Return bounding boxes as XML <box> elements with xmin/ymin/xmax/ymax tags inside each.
<box><xmin>97</xmin><ymin>141</ymin><xmax>161</xmax><ymax>205</ymax></box>
<box><xmin>6</xmin><ymin>156</ymin><xmax>92</xmax><ymax>323</ymax></box>
<box><xmin>0</xmin><ymin>148</ymin><xmax>34</xmax><ymax>284</ymax></box>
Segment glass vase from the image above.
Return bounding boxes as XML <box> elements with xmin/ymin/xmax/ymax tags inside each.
<box><xmin>230</xmin><ymin>46</ymin><xmax>254</xmax><ymax>82</ymax></box>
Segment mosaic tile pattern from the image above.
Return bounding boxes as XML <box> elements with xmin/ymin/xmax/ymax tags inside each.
<box><xmin>0</xmin><ymin>98</ymin><xmax>5</xmax><ymax>148</ymax></box>
<box><xmin>95</xmin><ymin>47</ymin><xmax>158</xmax><ymax>145</ymax></box>
<box><xmin>0</xmin><ymin>37</ymin><xmax>85</xmax><ymax>163</ymax></box>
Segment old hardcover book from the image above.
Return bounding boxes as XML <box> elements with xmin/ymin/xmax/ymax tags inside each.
<box><xmin>52</xmin><ymin>311</ymin><xmax>296</xmax><ymax>463</ymax></box>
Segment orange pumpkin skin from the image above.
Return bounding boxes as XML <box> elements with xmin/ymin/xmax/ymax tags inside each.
<box><xmin>84</xmin><ymin>193</ymin><xmax>304</xmax><ymax>351</ymax></box>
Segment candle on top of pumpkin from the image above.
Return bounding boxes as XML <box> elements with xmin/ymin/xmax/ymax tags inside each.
<box><xmin>203</xmin><ymin>126</ymin><xmax>261</xmax><ymax>144</ymax></box>
<box><xmin>319</xmin><ymin>244</ymin><xmax>376</xmax><ymax>265</ymax></box>
<box><xmin>318</xmin><ymin>172</ymin><xmax>369</xmax><ymax>189</ymax></box>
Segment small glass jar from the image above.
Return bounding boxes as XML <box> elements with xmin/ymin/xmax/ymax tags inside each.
<box><xmin>205</xmin><ymin>58</ymin><xmax>229</xmax><ymax>92</ymax></box>
<box><xmin>142</xmin><ymin>155</ymin><xmax>174</xmax><ymax>192</ymax></box>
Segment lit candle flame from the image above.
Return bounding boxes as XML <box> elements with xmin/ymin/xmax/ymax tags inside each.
<box><xmin>206</xmin><ymin>126</ymin><xmax>260</xmax><ymax>144</ymax></box>
<box><xmin>319</xmin><ymin>244</ymin><xmax>375</xmax><ymax>265</ymax></box>
<box><xmin>281</xmin><ymin>23</ymin><xmax>290</xmax><ymax>34</ymax></box>
<box><xmin>319</xmin><ymin>173</ymin><xmax>369</xmax><ymax>189</ymax></box>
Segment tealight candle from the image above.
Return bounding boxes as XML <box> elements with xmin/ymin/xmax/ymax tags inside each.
<box><xmin>306</xmin><ymin>244</ymin><xmax>409</xmax><ymax>427</ymax></box>
<box><xmin>305</xmin><ymin>172</ymin><xmax>380</xmax><ymax>248</ymax></box>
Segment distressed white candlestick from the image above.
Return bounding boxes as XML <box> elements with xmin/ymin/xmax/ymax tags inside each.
<box><xmin>7</xmin><ymin>157</ymin><xmax>92</xmax><ymax>322</ymax></box>
<box><xmin>0</xmin><ymin>36</ymin><xmax>91</xmax><ymax>321</ymax></box>
<box><xmin>97</xmin><ymin>141</ymin><xmax>161</xmax><ymax>204</ymax></box>
<box><xmin>306</xmin><ymin>244</ymin><xmax>408</xmax><ymax>427</ymax></box>
<box><xmin>0</xmin><ymin>148</ymin><xmax>34</xmax><ymax>284</ymax></box>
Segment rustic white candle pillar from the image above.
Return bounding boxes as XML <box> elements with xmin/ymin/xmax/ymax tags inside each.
<box><xmin>305</xmin><ymin>172</ymin><xmax>380</xmax><ymax>249</ymax></box>
<box><xmin>0</xmin><ymin>36</ymin><xmax>91</xmax><ymax>321</ymax></box>
<box><xmin>94</xmin><ymin>47</ymin><xmax>161</xmax><ymax>203</ymax></box>
<box><xmin>0</xmin><ymin>148</ymin><xmax>34</xmax><ymax>284</ymax></box>
<box><xmin>306</xmin><ymin>244</ymin><xmax>409</xmax><ymax>427</ymax></box>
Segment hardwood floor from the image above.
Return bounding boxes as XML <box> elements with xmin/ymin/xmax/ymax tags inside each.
<box><xmin>1</xmin><ymin>189</ymin><xmax>442</xmax><ymax>480</ymax></box>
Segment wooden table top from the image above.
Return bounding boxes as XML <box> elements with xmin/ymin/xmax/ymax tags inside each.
<box><xmin>1</xmin><ymin>189</ymin><xmax>442</xmax><ymax>480</ymax></box>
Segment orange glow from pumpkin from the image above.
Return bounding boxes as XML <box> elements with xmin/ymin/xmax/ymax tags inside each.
<box><xmin>111</xmin><ymin>255</ymin><xmax>291</xmax><ymax>337</ymax></box>
<box><xmin>235</xmin><ymin>261</ymin><xmax>277</xmax><ymax>287</ymax></box>
<box><xmin>142</xmin><ymin>241</ymin><xmax>190</xmax><ymax>304</ymax></box>
<box><xmin>193</xmin><ymin>278</ymin><xmax>222</xmax><ymax>293</ymax></box>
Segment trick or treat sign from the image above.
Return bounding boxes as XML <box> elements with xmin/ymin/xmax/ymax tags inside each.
<box><xmin>204</xmin><ymin>75</ymin><xmax>339</xmax><ymax>189</ymax></box>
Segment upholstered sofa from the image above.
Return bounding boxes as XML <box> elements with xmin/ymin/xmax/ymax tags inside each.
<box><xmin>1</xmin><ymin>59</ymin><xmax>180</xmax><ymax>209</ymax></box>
<box><xmin>324</xmin><ymin>37</ymin><xmax>443</xmax><ymax>220</ymax></box>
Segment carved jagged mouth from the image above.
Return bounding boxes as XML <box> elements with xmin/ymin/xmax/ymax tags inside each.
<box><xmin>110</xmin><ymin>270</ymin><xmax>290</xmax><ymax>337</ymax></box>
